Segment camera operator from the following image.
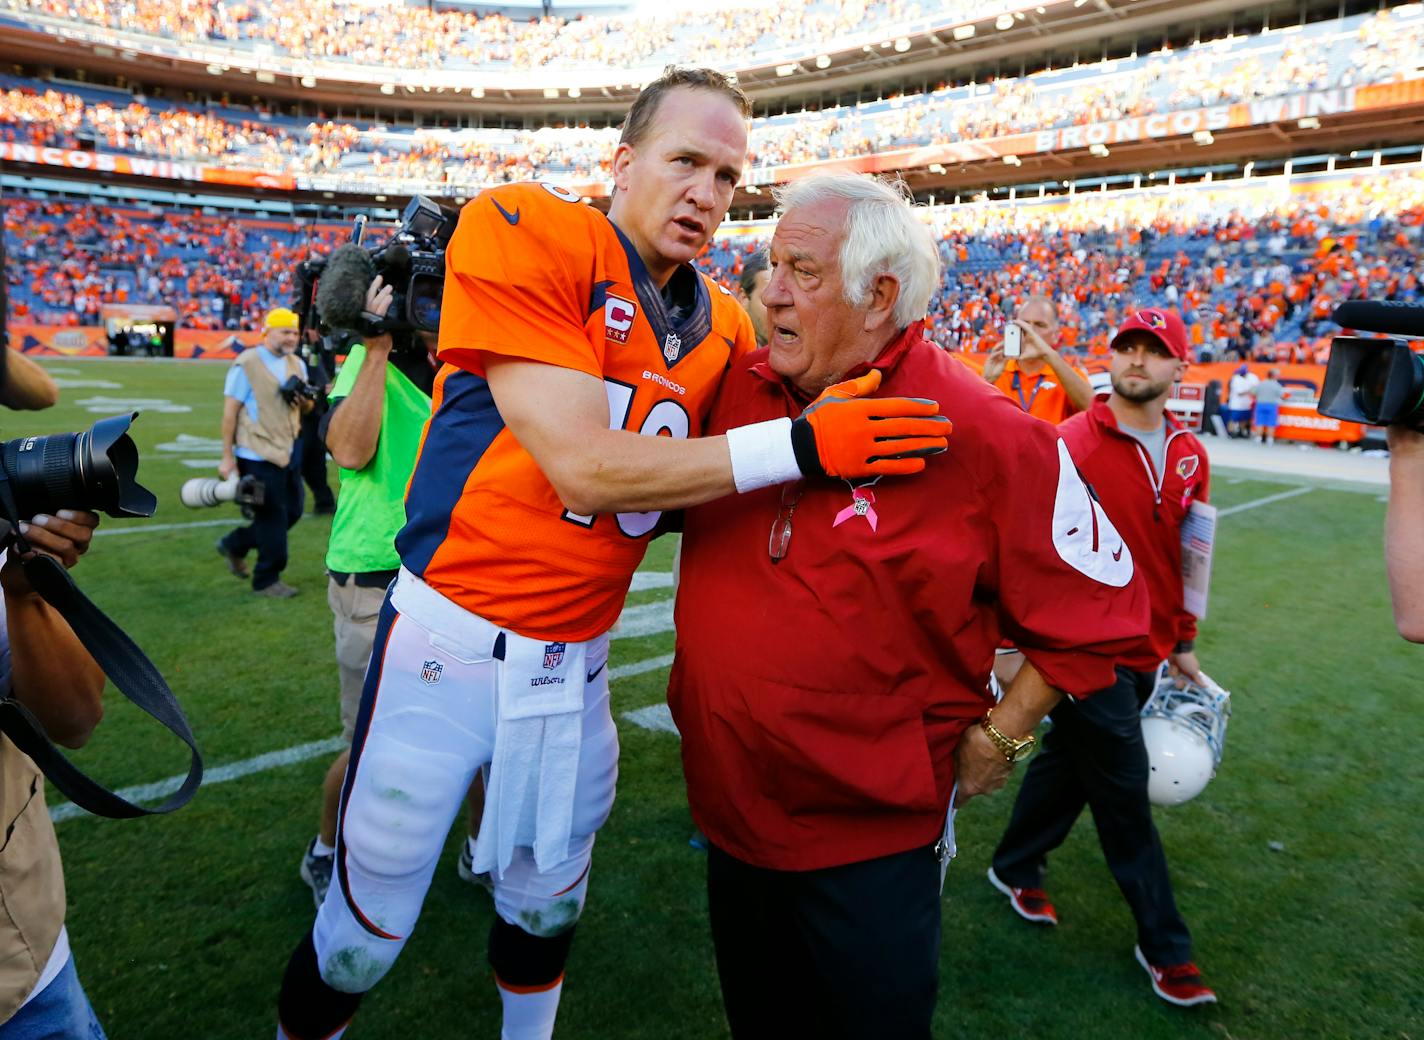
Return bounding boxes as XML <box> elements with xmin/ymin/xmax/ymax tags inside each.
<box><xmin>297</xmin><ymin>275</ymin><xmax>467</xmax><ymax>904</ymax></box>
<box><xmin>1386</xmin><ymin>425</ymin><xmax>1424</xmax><ymax>642</ymax></box>
<box><xmin>216</xmin><ymin>307</ymin><xmax>314</xmax><ymax>598</ymax></box>
<box><xmin>0</xmin><ymin>507</ymin><xmax>106</xmax><ymax>1036</ymax></box>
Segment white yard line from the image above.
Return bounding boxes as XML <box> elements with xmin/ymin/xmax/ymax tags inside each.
<box><xmin>95</xmin><ymin>518</ymin><xmax>234</xmax><ymax>537</ymax></box>
<box><xmin>1215</xmin><ymin>485</ymin><xmax>1314</xmax><ymax>517</ymax></box>
<box><xmin>49</xmin><ymin>737</ymin><xmax>346</xmax><ymax>824</ymax></box>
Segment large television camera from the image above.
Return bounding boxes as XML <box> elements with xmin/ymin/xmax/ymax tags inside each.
<box><xmin>294</xmin><ymin>195</ymin><xmax>458</xmax><ymax>342</ymax></box>
<box><xmin>1318</xmin><ymin>301</ymin><xmax>1424</xmax><ymax>429</ymax></box>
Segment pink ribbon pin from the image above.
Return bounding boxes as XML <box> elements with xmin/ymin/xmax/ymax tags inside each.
<box><xmin>832</xmin><ymin>488</ymin><xmax>878</xmax><ymax>532</ymax></box>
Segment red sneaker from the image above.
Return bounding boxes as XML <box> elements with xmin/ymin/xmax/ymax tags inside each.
<box><xmin>986</xmin><ymin>867</ymin><xmax>1058</xmax><ymax>925</ymax></box>
<box><xmin>1135</xmin><ymin>945</ymin><xmax>1217</xmax><ymax>1006</ymax></box>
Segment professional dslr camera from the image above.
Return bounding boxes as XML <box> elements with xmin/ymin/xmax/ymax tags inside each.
<box><xmin>1318</xmin><ymin>301</ymin><xmax>1424</xmax><ymax>429</ymax></box>
<box><xmin>279</xmin><ymin>373</ymin><xmax>324</xmax><ymax>406</ymax></box>
<box><xmin>295</xmin><ymin>195</ymin><xmax>459</xmax><ymax>339</ymax></box>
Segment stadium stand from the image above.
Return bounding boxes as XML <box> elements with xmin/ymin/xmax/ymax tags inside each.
<box><xmin>6</xmin><ymin>169</ymin><xmax>1421</xmax><ymax>344</ymax></box>
<box><xmin>2</xmin><ymin>196</ymin><xmax>346</xmax><ymax>329</ymax></box>
<box><xmin>699</xmin><ymin>169</ymin><xmax>1424</xmax><ymax>362</ymax></box>
<box><xmin>7</xmin><ymin>0</ymin><xmax>992</xmax><ymax>71</ymax></box>
<box><xmin>3</xmin><ymin>8</ymin><xmax>1421</xmax><ymax>193</ymax></box>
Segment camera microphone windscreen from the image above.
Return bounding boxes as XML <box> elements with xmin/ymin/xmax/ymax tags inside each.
<box><xmin>1331</xmin><ymin>300</ymin><xmax>1424</xmax><ymax>339</ymax></box>
<box><xmin>315</xmin><ymin>244</ymin><xmax>377</xmax><ymax>330</ymax></box>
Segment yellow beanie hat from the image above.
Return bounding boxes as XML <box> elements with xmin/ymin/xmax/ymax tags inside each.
<box><xmin>264</xmin><ymin>307</ymin><xmax>300</xmax><ymax>331</ymax></box>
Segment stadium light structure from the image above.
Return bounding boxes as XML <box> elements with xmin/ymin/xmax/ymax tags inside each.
<box><xmin>776</xmin><ymin>63</ymin><xmax>798</xmax><ymax>76</ymax></box>
<box><xmin>953</xmin><ymin>24</ymin><xmax>976</xmax><ymax>40</ymax></box>
<box><xmin>1089</xmin><ymin>143</ymin><xmax>1110</xmax><ymax>157</ymax></box>
<box><xmin>568</xmin><ymin>86</ymin><xmax>581</xmax><ymax>98</ymax></box>
<box><xmin>894</xmin><ymin>37</ymin><xmax>911</xmax><ymax>52</ymax></box>
<box><xmin>471</xmin><ymin>87</ymin><xmax>485</xmax><ymax>98</ymax></box>
<box><xmin>1003</xmin><ymin>154</ymin><xmax>1022</xmax><ymax>166</ymax></box>
<box><xmin>380</xmin><ymin>83</ymin><xmax>395</xmax><ymax>95</ymax></box>
<box><xmin>929</xmin><ymin>163</ymin><xmax>946</xmax><ymax>173</ymax></box>
<box><xmin>300</xmin><ymin>75</ymin><xmax>316</xmax><ymax>88</ymax></box>
<box><xmin>815</xmin><ymin>54</ymin><xmax>831</xmax><ymax>69</ymax></box>
<box><xmin>1193</xmin><ymin>129</ymin><xmax>1215</xmax><ymax>145</ymax></box>
<box><xmin>1298</xmin><ymin>116</ymin><xmax>1322</xmax><ymax>129</ymax></box>
<box><xmin>543</xmin><ymin>87</ymin><xmax>559</xmax><ymax>98</ymax></box>
<box><xmin>995</xmin><ymin>13</ymin><xmax>1014</xmax><ymax>29</ymax></box>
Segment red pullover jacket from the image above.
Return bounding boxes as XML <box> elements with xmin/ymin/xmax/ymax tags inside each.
<box><xmin>1060</xmin><ymin>400</ymin><xmax>1210</xmax><ymax>672</ymax></box>
<box><xmin>669</xmin><ymin>324</ymin><xmax>1151</xmax><ymax>871</ymax></box>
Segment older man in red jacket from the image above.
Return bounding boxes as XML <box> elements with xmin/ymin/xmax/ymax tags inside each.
<box><xmin>988</xmin><ymin>308</ymin><xmax>1218</xmax><ymax>1009</ymax></box>
<box><xmin>668</xmin><ymin>174</ymin><xmax>1151</xmax><ymax>1040</ymax></box>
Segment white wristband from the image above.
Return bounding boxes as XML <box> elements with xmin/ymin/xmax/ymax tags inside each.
<box><xmin>725</xmin><ymin>417</ymin><xmax>802</xmax><ymax>493</ymax></box>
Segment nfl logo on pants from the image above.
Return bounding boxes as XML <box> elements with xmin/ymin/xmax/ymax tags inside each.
<box><xmin>543</xmin><ymin>642</ymin><xmax>566</xmax><ymax>670</ymax></box>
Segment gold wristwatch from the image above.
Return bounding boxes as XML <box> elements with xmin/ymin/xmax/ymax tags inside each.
<box><xmin>981</xmin><ymin>709</ymin><xmax>1037</xmax><ymax>763</ymax></box>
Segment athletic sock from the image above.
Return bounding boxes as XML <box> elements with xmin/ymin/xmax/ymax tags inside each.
<box><xmin>312</xmin><ymin>836</ymin><xmax>335</xmax><ymax>857</ymax></box>
<box><xmin>495</xmin><ymin>976</ymin><xmax>563</xmax><ymax>1040</ymax></box>
<box><xmin>488</xmin><ymin>918</ymin><xmax>577</xmax><ymax>1040</ymax></box>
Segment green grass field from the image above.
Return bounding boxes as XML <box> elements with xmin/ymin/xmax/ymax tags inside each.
<box><xmin>19</xmin><ymin>356</ymin><xmax>1422</xmax><ymax>1039</ymax></box>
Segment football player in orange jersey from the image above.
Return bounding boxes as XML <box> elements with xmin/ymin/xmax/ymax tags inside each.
<box><xmin>276</xmin><ymin>68</ymin><xmax>951</xmax><ymax>1040</ymax></box>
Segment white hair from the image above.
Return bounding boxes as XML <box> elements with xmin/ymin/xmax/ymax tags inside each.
<box><xmin>772</xmin><ymin>174</ymin><xmax>941</xmax><ymax>328</ymax></box>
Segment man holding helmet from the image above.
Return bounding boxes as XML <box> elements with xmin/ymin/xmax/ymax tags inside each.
<box><xmin>987</xmin><ymin>307</ymin><xmax>1218</xmax><ymax>1008</ymax></box>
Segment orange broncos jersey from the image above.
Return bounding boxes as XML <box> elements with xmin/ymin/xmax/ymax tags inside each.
<box><xmin>396</xmin><ymin>181</ymin><xmax>755</xmax><ymax>641</ymax></box>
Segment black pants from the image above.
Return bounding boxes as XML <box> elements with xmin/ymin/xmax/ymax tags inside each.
<box><xmin>220</xmin><ymin>456</ymin><xmax>303</xmax><ymax>590</ymax></box>
<box><xmin>299</xmin><ymin>413</ymin><xmax>335</xmax><ymax>511</ymax></box>
<box><xmin>707</xmin><ymin>842</ymin><xmax>940</xmax><ymax>1040</ymax></box>
<box><xmin>991</xmin><ymin>666</ymin><xmax>1192</xmax><ymax>964</ymax></box>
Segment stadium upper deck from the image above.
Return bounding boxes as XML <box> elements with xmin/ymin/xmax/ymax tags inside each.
<box><xmin>3</xmin><ymin>6</ymin><xmax>1423</xmax><ymax>205</ymax></box>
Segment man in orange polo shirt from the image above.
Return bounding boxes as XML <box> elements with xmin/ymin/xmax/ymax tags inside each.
<box><xmin>982</xmin><ymin>295</ymin><xmax>1095</xmax><ymax>424</ymax></box>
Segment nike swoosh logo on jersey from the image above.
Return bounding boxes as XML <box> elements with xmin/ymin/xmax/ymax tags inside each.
<box><xmin>1112</xmin><ymin>544</ymin><xmax>1124</xmax><ymax>562</ymax></box>
<box><xmin>491</xmin><ymin>198</ymin><xmax>520</xmax><ymax>225</ymax></box>
<box><xmin>586</xmin><ymin>661</ymin><xmax>606</xmax><ymax>683</ymax></box>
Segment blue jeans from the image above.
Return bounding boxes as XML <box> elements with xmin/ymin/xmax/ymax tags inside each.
<box><xmin>1</xmin><ymin>955</ymin><xmax>106</xmax><ymax>1040</ymax></box>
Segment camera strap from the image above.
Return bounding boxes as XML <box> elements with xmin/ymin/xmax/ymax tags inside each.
<box><xmin>0</xmin><ymin>528</ymin><xmax>202</xmax><ymax>818</ymax></box>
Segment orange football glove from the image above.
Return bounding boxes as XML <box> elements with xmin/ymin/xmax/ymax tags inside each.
<box><xmin>790</xmin><ymin>370</ymin><xmax>952</xmax><ymax>479</ymax></box>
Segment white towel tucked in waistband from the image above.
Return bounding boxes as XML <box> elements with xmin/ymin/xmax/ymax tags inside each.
<box><xmin>473</xmin><ymin>628</ymin><xmax>588</xmax><ymax>878</ymax></box>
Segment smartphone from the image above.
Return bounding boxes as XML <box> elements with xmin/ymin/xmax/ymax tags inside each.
<box><xmin>1004</xmin><ymin>323</ymin><xmax>1022</xmax><ymax>358</ymax></box>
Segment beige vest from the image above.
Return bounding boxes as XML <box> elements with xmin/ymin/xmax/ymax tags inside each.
<box><xmin>0</xmin><ymin>738</ymin><xmax>64</xmax><ymax>1023</ymax></box>
<box><xmin>234</xmin><ymin>347</ymin><xmax>303</xmax><ymax>468</ymax></box>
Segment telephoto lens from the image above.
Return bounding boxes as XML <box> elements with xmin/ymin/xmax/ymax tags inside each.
<box><xmin>179</xmin><ymin>475</ymin><xmax>240</xmax><ymax>509</ymax></box>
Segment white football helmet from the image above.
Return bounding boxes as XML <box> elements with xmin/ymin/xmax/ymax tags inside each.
<box><xmin>1140</xmin><ymin>670</ymin><xmax>1232</xmax><ymax>806</ymax></box>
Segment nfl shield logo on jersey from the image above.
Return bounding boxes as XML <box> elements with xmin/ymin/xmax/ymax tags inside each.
<box><xmin>420</xmin><ymin>659</ymin><xmax>444</xmax><ymax>685</ymax></box>
<box><xmin>663</xmin><ymin>332</ymin><xmax>681</xmax><ymax>364</ymax></box>
<box><xmin>543</xmin><ymin>642</ymin><xmax>566</xmax><ymax>670</ymax></box>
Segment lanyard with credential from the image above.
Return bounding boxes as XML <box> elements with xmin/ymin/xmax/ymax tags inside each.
<box><xmin>1011</xmin><ymin>369</ymin><xmax>1045</xmax><ymax>413</ymax></box>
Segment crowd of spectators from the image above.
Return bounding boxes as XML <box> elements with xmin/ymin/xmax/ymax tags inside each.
<box><xmin>3</xmin><ymin>8</ymin><xmax>1420</xmax><ymax>191</ymax></box>
<box><xmin>5</xmin><ymin>174</ymin><xmax>1421</xmax><ymax>351</ymax></box>
<box><xmin>9</xmin><ymin>0</ymin><xmax>960</xmax><ymax>71</ymax></box>
<box><xmin>2</xmin><ymin>196</ymin><xmax>345</xmax><ymax>329</ymax></box>
<box><xmin>695</xmin><ymin>174</ymin><xmax>1424</xmax><ymax>364</ymax></box>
